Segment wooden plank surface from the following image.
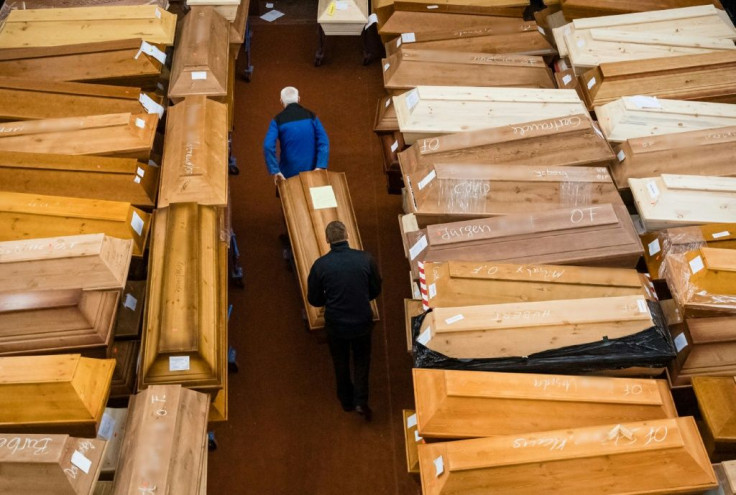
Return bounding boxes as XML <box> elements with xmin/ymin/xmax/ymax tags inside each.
<box><xmin>560</xmin><ymin>0</ymin><xmax>723</xmax><ymax>19</ymax></box>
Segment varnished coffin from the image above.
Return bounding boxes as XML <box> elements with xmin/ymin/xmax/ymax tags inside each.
<box><xmin>0</xmin><ymin>39</ymin><xmax>165</xmax><ymax>89</ymax></box>
<box><xmin>159</xmin><ymin>96</ymin><xmax>228</xmax><ymax>207</ymax></box>
<box><xmin>414</xmin><ymin>369</ymin><xmax>676</xmax><ymax>439</ymax></box>
<box><xmin>630</xmin><ymin>175</ymin><xmax>736</xmax><ymax>232</ymax></box>
<box><xmin>382</xmin><ymin>48</ymin><xmax>555</xmax><ymax>94</ymax></box>
<box><xmin>317</xmin><ymin>0</ymin><xmax>368</xmax><ymax>36</ymax></box>
<box><xmin>278</xmin><ymin>169</ymin><xmax>379</xmax><ymax>330</ymax></box>
<box><xmin>418</xmin><ymin>417</ymin><xmax>717</xmax><ymax>495</ymax></box>
<box><xmin>0</xmin><ymin>5</ymin><xmax>177</xmax><ymax>48</ymax></box>
<box><xmin>378</xmin><ymin>11</ymin><xmax>533</xmax><ymax>38</ymax></box>
<box><xmin>0</xmin><ymin>434</ymin><xmax>106</xmax><ymax>495</ymax></box>
<box><xmin>114</xmin><ymin>280</ymin><xmax>146</xmax><ymax>338</ymax></box>
<box><xmin>693</xmin><ymin>376</ymin><xmax>736</xmax><ymax>455</ymax></box>
<box><xmin>113</xmin><ymin>385</ymin><xmax>209</xmax><ymax>495</ymax></box>
<box><xmin>374</xmin><ymin>95</ymin><xmax>398</xmax><ymax>134</ymax></box>
<box><xmin>228</xmin><ymin>0</ymin><xmax>250</xmax><ymax>45</ymax></box>
<box><xmin>97</xmin><ymin>407</ymin><xmax>128</xmax><ymax>479</ymax></box>
<box><xmin>393</xmin><ymin>86</ymin><xmax>588</xmax><ymax>144</ymax></box>
<box><xmin>0</xmin><ymin>112</ymin><xmax>158</xmax><ymax>159</ymax></box>
<box><xmin>108</xmin><ymin>340</ymin><xmax>140</xmax><ymax>399</ymax></box>
<box><xmin>0</xmin><ymin>354</ymin><xmax>115</xmax><ymax>436</ymax></box>
<box><xmin>421</xmin><ymin>260</ymin><xmax>652</xmax><ymax>309</ymax></box>
<box><xmin>140</xmin><ymin>204</ymin><xmax>228</xmax><ymax>393</ymax></box>
<box><xmin>665</xmin><ymin>247</ymin><xmax>736</xmax><ymax>317</ymax></box>
<box><xmin>0</xmin><ymin>191</ymin><xmax>151</xmax><ymax>256</ymax></box>
<box><xmin>169</xmin><ymin>7</ymin><xmax>229</xmax><ymax>100</ymax></box>
<box><xmin>0</xmin><ymin>151</ymin><xmax>158</xmax><ymax>208</ymax></box>
<box><xmin>0</xmin><ymin>234</ymin><xmax>132</xmax><ymax>292</ymax></box>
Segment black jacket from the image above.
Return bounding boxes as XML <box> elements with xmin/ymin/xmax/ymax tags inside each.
<box><xmin>307</xmin><ymin>241</ymin><xmax>381</xmax><ymax>334</ymax></box>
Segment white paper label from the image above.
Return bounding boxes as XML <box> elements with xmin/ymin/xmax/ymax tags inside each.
<box><xmin>310</xmin><ymin>185</ymin><xmax>338</xmax><ymax>209</ymax></box>
<box><xmin>266</xmin><ymin>2</ymin><xmax>273</xmax><ymax>7</ymax></box>
<box><xmin>559</xmin><ymin>58</ymin><xmax>568</xmax><ymax>70</ymax></box>
<box><xmin>712</xmin><ymin>231</ymin><xmax>731</xmax><ymax>239</ymax></box>
<box><xmin>157</xmin><ymin>82</ymin><xmax>165</xmax><ymax>91</ymax></box>
<box><xmin>131</xmin><ymin>211</ymin><xmax>144</xmax><ymax>236</ymax></box>
<box><xmin>135</xmin><ymin>41</ymin><xmax>167</xmax><ymax>64</ymax></box>
<box><xmin>71</xmin><ymin>451</ymin><xmax>92</xmax><ymax>474</ymax></box>
<box><xmin>646</xmin><ymin>181</ymin><xmax>660</xmax><ymax>199</ymax></box>
<box><xmin>576</xmin><ymin>38</ymin><xmax>585</xmax><ymax>47</ymax></box>
<box><xmin>136</xmin><ymin>167</ymin><xmax>145</xmax><ymax>177</ymax></box>
<box><xmin>428</xmin><ymin>283</ymin><xmax>437</xmax><ymax>299</ymax></box>
<box><xmin>365</xmin><ymin>13</ymin><xmax>378</xmax><ymax>29</ymax></box>
<box><xmin>417</xmin><ymin>170</ymin><xmax>436</xmax><ymax>190</ymax></box>
<box><xmin>648</xmin><ymin>238</ymin><xmax>660</xmax><ymax>256</ymax></box>
<box><xmin>154</xmin><ymin>7</ymin><xmax>162</xmax><ymax>18</ymax></box>
<box><xmin>335</xmin><ymin>1</ymin><xmax>348</xmax><ymax>10</ymax></box>
<box><xmin>417</xmin><ymin>327</ymin><xmax>431</xmax><ymax>346</ymax></box>
<box><xmin>630</xmin><ymin>95</ymin><xmax>661</xmax><ymax>109</ymax></box>
<box><xmin>135</xmin><ymin>118</ymin><xmax>145</xmax><ymax>128</ymax></box>
<box><xmin>407</xmin><ymin>414</ymin><xmax>417</xmax><ymax>428</ymax></box>
<box><xmin>405</xmin><ymin>89</ymin><xmax>419</xmax><ymax>110</ymax></box>
<box><xmin>133</xmin><ymin>176</ymin><xmax>141</xmax><ymax>183</ymax></box>
<box><xmin>426</xmin><ymin>4</ymin><xmax>438</xmax><ymax>8</ymax></box>
<box><xmin>98</xmin><ymin>412</ymin><xmax>116</xmax><ymax>440</ymax></box>
<box><xmin>401</xmin><ymin>32</ymin><xmax>416</xmax><ymax>43</ymax></box>
<box><xmin>391</xmin><ymin>140</ymin><xmax>399</xmax><ymax>153</ymax></box>
<box><xmin>617</xmin><ymin>150</ymin><xmax>626</xmax><ymax>162</ymax></box>
<box><xmin>396</xmin><ymin>38</ymin><xmax>402</xmax><ymax>48</ymax></box>
<box><xmin>538</xmin><ymin>26</ymin><xmax>545</xmax><ymax>35</ymax></box>
<box><xmin>434</xmin><ymin>456</ymin><xmax>444</xmax><ymax>477</ymax></box>
<box><xmin>445</xmin><ymin>314</ymin><xmax>464</xmax><ymax>325</ymax></box>
<box><xmin>169</xmin><ymin>356</ymin><xmax>190</xmax><ymax>371</ymax></box>
<box><xmin>260</xmin><ymin>9</ymin><xmax>284</xmax><ymax>22</ymax></box>
<box><xmin>139</xmin><ymin>93</ymin><xmax>165</xmax><ymax>118</ymax></box>
<box><xmin>674</xmin><ymin>333</ymin><xmax>688</xmax><ymax>353</ymax></box>
<box><xmin>689</xmin><ymin>256</ymin><xmax>704</xmax><ymax>274</ymax></box>
<box><xmin>409</xmin><ymin>235</ymin><xmax>428</xmax><ymax>261</ymax></box>
<box><xmin>123</xmin><ymin>293</ymin><xmax>138</xmax><ymax>311</ymax></box>
<box><xmin>191</xmin><ymin>71</ymin><xmax>208</xmax><ymax>80</ymax></box>
<box><xmin>637</xmin><ymin>299</ymin><xmax>647</xmax><ymax>313</ymax></box>
<box><xmin>562</xmin><ymin>74</ymin><xmax>572</xmax><ymax>85</ymax></box>
<box><xmin>385</xmin><ymin>98</ymin><xmax>392</xmax><ymax>108</ymax></box>
<box><xmin>586</xmin><ymin>77</ymin><xmax>596</xmax><ymax>89</ymax></box>
<box><xmin>414</xmin><ymin>430</ymin><xmax>423</xmax><ymax>442</ymax></box>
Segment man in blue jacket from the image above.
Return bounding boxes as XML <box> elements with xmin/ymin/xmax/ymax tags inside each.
<box><xmin>263</xmin><ymin>86</ymin><xmax>330</xmax><ymax>184</ymax></box>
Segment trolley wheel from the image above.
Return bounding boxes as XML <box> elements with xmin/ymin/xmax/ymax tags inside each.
<box><xmin>241</xmin><ymin>66</ymin><xmax>254</xmax><ymax>82</ymax></box>
<box><xmin>229</xmin><ymin>163</ymin><xmax>240</xmax><ymax>175</ymax></box>
<box><xmin>208</xmin><ymin>431</ymin><xmax>219</xmax><ymax>451</ymax></box>
<box><xmin>314</xmin><ymin>51</ymin><xmax>324</xmax><ymax>67</ymax></box>
<box><xmin>228</xmin><ymin>346</ymin><xmax>240</xmax><ymax>373</ymax></box>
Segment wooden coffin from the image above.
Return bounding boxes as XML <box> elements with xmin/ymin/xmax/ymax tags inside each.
<box><xmin>317</xmin><ymin>0</ymin><xmax>369</xmax><ymax>36</ymax></box>
<box><xmin>0</xmin><ymin>434</ymin><xmax>106</xmax><ymax>495</ymax></box>
<box><xmin>0</xmin><ymin>39</ymin><xmax>165</xmax><ymax>89</ymax></box>
<box><xmin>0</xmin><ymin>6</ymin><xmax>177</xmax><ymax>48</ymax></box>
<box><xmin>596</xmin><ymin>97</ymin><xmax>736</xmax><ymax>143</ymax></box>
<box><xmin>159</xmin><ymin>96</ymin><xmax>228</xmax><ymax>207</ymax></box>
<box><xmin>0</xmin><ymin>234</ymin><xmax>131</xmax><ymax>292</ymax></box>
<box><xmin>0</xmin><ymin>354</ymin><xmax>114</xmax><ymax>436</ymax></box>
<box><xmin>108</xmin><ymin>340</ymin><xmax>140</xmax><ymax>399</ymax></box>
<box><xmin>560</xmin><ymin>0</ymin><xmax>723</xmax><ymax>19</ymax></box>
<box><xmin>418</xmin><ymin>417</ymin><xmax>717</xmax><ymax>495</ymax></box>
<box><xmin>665</xmin><ymin>247</ymin><xmax>736</xmax><ymax>317</ymax></box>
<box><xmin>403</xmin><ymin>204</ymin><xmax>643</xmax><ymax>279</ymax></box>
<box><xmin>669</xmin><ymin>315</ymin><xmax>736</xmax><ymax>386</ymax></box>
<box><xmin>0</xmin><ymin>191</ymin><xmax>151</xmax><ymax>256</ymax></box>
<box><xmin>0</xmin><ymin>288</ymin><xmax>118</xmax><ymax>356</ymax></box>
<box><xmin>113</xmin><ymin>385</ymin><xmax>209</xmax><ymax>495</ymax></box>
<box><xmin>140</xmin><ymin>204</ymin><xmax>228</xmax><ymax>393</ymax></box>
<box><xmin>228</xmin><ymin>0</ymin><xmax>250</xmax><ymax>45</ymax></box>
<box><xmin>0</xmin><ymin>152</ymin><xmax>158</xmax><ymax>209</ymax></box>
<box><xmin>693</xmin><ymin>376</ymin><xmax>736</xmax><ymax>455</ymax></box>
<box><xmin>187</xmin><ymin>0</ymin><xmax>240</xmax><ymax>21</ymax></box>
<box><xmin>403</xmin><ymin>409</ymin><xmax>421</xmax><ymax>474</ymax></box>
<box><xmin>382</xmin><ymin>48</ymin><xmax>555</xmax><ymax>94</ymax></box>
<box><xmin>169</xmin><ymin>7</ymin><xmax>229</xmax><ymax>100</ymax></box>
<box><xmin>278</xmin><ymin>169</ymin><xmax>379</xmax><ymax>330</ymax></box>
<box><xmin>114</xmin><ymin>280</ymin><xmax>146</xmax><ymax>338</ymax></box>
<box><xmin>630</xmin><ymin>175</ymin><xmax>736</xmax><ymax>232</ymax></box>
<box><xmin>711</xmin><ymin>461</ymin><xmax>736</xmax><ymax>495</ymax></box>
<box><xmin>398</xmin><ymin>114</ymin><xmax>614</xmax><ymax>177</ymax></box>
<box><xmin>379</xmin><ymin>11</ymin><xmax>531</xmax><ymax>38</ymax></box>
<box><xmin>97</xmin><ymin>407</ymin><xmax>128</xmax><ymax>479</ymax></box>
<box><xmin>393</xmin><ymin>86</ymin><xmax>588</xmax><ymax>144</ymax></box>
<box><xmin>581</xmin><ymin>52</ymin><xmax>736</xmax><ymax>110</ymax></box>
<box><xmin>414</xmin><ymin>369</ymin><xmax>677</xmax><ymax>439</ymax></box>
<box><xmin>420</xmin><ymin>261</ymin><xmax>652</xmax><ymax>309</ymax></box>
<box><xmin>405</xmin><ymin>298</ymin><xmax>424</xmax><ymax>352</ymax></box>
<box><xmin>0</xmin><ymin>0</ymin><xmax>170</xmax><ymax>21</ymax></box>
<box><xmin>374</xmin><ymin>95</ymin><xmax>398</xmax><ymax>134</ymax></box>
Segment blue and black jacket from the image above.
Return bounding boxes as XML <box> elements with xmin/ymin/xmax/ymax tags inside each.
<box><xmin>263</xmin><ymin>103</ymin><xmax>330</xmax><ymax>179</ymax></box>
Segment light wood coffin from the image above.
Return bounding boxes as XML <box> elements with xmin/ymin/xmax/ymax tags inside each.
<box><xmin>228</xmin><ymin>0</ymin><xmax>250</xmax><ymax>45</ymax></box>
<box><xmin>169</xmin><ymin>7</ymin><xmax>229</xmax><ymax>100</ymax></box>
<box><xmin>97</xmin><ymin>407</ymin><xmax>128</xmax><ymax>478</ymax></box>
<box><xmin>559</xmin><ymin>0</ymin><xmax>723</xmax><ymax>19</ymax></box>
<box><xmin>0</xmin><ymin>6</ymin><xmax>177</xmax><ymax>48</ymax></box>
<box><xmin>0</xmin><ymin>151</ymin><xmax>158</xmax><ymax>208</ymax></box>
<box><xmin>382</xmin><ymin>48</ymin><xmax>555</xmax><ymax>94</ymax></box>
<box><xmin>187</xmin><ymin>0</ymin><xmax>240</xmax><ymax>22</ymax></box>
<box><xmin>418</xmin><ymin>417</ymin><xmax>717</xmax><ymax>495</ymax></box>
<box><xmin>693</xmin><ymin>376</ymin><xmax>736</xmax><ymax>454</ymax></box>
<box><xmin>405</xmin><ymin>298</ymin><xmax>424</xmax><ymax>352</ymax></box>
<box><xmin>630</xmin><ymin>175</ymin><xmax>736</xmax><ymax>232</ymax></box>
<box><xmin>317</xmin><ymin>0</ymin><xmax>369</xmax><ymax>36</ymax></box>
<box><xmin>0</xmin><ymin>191</ymin><xmax>151</xmax><ymax>256</ymax></box>
<box><xmin>595</xmin><ymin>97</ymin><xmax>736</xmax><ymax>142</ymax></box>
<box><xmin>159</xmin><ymin>96</ymin><xmax>228</xmax><ymax>207</ymax></box>
<box><xmin>613</xmin><ymin>126</ymin><xmax>736</xmax><ymax>193</ymax></box>
<box><xmin>378</xmin><ymin>11</ymin><xmax>533</xmax><ymax>38</ymax></box>
<box><xmin>140</xmin><ymin>203</ymin><xmax>228</xmax><ymax>393</ymax></box>
<box><xmin>0</xmin><ymin>39</ymin><xmax>165</xmax><ymax>88</ymax></box>
<box><xmin>414</xmin><ymin>369</ymin><xmax>677</xmax><ymax>439</ymax></box>
<box><xmin>278</xmin><ymin>169</ymin><xmax>379</xmax><ymax>330</ymax></box>
<box><xmin>420</xmin><ymin>261</ymin><xmax>652</xmax><ymax>309</ymax></box>
<box><xmin>112</xmin><ymin>385</ymin><xmax>209</xmax><ymax>495</ymax></box>
<box><xmin>580</xmin><ymin>52</ymin><xmax>736</xmax><ymax>110</ymax></box>
<box><xmin>0</xmin><ymin>434</ymin><xmax>106</xmax><ymax>495</ymax></box>
<box><xmin>374</xmin><ymin>95</ymin><xmax>398</xmax><ymax>134</ymax></box>
<box><xmin>0</xmin><ymin>0</ymin><xmax>170</xmax><ymax>21</ymax></box>
<box><xmin>393</xmin><ymin>86</ymin><xmax>588</xmax><ymax>144</ymax></box>
<box><xmin>0</xmin><ymin>234</ymin><xmax>131</xmax><ymax>292</ymax></box>
<box><xmin>0</xmin><ymin>354</ymin><xmax>115</xmax><ymax>436</ymax></box>
<box><xmin>665</xmin><ymin>247</ymin><xmax>736</xmax><ymax>317</ymax></box>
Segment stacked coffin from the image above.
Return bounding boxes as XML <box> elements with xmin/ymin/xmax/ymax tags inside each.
<box><xmin>559</xmin><ymin>0</ymin><xmax>724</xmax><ymax>19</ymax></box>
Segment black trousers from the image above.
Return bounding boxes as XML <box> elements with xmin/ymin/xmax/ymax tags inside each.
<box><xmin>326</xmin><ymin>330</ymin><xmax>372</xmax><ymax>408</ymax></box>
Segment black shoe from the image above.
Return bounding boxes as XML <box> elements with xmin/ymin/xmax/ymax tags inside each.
<box><xmin>355</xmin><ymin>404</ymin><xmax>372</xmax><ymax>422</ymax></box>
<box><xmin>341</xmin><ymin>403</ymin><xmax>355</xmax><ymax>412</ymax></box>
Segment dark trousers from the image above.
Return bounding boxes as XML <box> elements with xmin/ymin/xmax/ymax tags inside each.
<box><xmin>326</xmin><ymin>331</ymin><xmax>372</xmax><ymax>408</ymax></box>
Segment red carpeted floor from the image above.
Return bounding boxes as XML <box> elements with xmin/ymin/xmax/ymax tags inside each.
<box><xmin>208</xmin><ymin>22</ymin><xmax>420</xmax><ymax>495</ymax></box>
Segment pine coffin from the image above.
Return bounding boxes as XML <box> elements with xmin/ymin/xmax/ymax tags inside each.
<box><xmin>418</xmin><ymin>417</ymin><xmax>717</xmax><ymax>495</ymax></box>
<box><xmin>0</xmin><ymin>1</ymin><xmax>171</xmax><ymax>21</ymax></box>
<box><xmin>559</xmin><ymin>0</ymin><xmax>724</xmax><ymax>19</ymax></box>
<box><xmin>420</xmin><ymin>261</ymin><xmax>653</xmax><ymax>309</ymax></box>
<box><xmin>169</xmin><ymin>7</ymin><xmax>229</xmax><ymax>100</ymax></box>
<box><xmin>413</xmin><ymin>369</ymin><xmax>677</xmax><ymax>439</ymax></box>
<box><xmin>0</xmin><ymin>152</ymin><xmax>158</xmax><ymax>209</ymax></box>
<box><xmin>403</xmin><ymin>409</ymin><xmax>420</xmax><ymax>474</ymax></box>
<box><xmin>139</xmin><ymin>204</ymin><xmax>228</xmax><ymax>393</ymax></box>
<box><xmin>693</xmin><ymin>376</ymin><xmax>736</xmax><ymax>455</ymax></box>
<box><xmin>0</xmin><ymin>39</ymin><xmax>165</xmax><ymax>89</ymax></box>
<box><xmin>0</xmin><ymin>234</ymin><xmax>132</xmax><ymax>292</ymax></box>
<box><xmin>278</xmin><ymin>169</ymin><xmax>379</xmax><ymax>330</ymax></box>
<box><xmin>97</xmin><ymin>407</ymin><xmax>128</xmax><ymax>479</ymax></box>
<box><xmin>393</xmin><ymin>86</ymin><xmax>589</xmax><ymax>144</ymax></box>
<box><xmin>317</xmin><ymin>0</ymin><xmax>369</xmax><ymax>36</ymax></box>
<box><xmin>159</xmin><ymin>96</ymin><xmax>228</xmax><ymax>207</ymax></box>
<box><xmin>0</xmin><ymin>191</ymin><xmax>151</xmax><ymax>256</ymax></box>
<box><xmin>382</xmin><ymin>48</ymin><xmax>555</xmax><ymax>94</ymax></box>
<box><xmin>378</xmin><ymin>11</ymin><xmax>534</xmax><ymax>38</ymax></box>
<box><xmin>665</xmin><ymin>247</ymin><xmax>736</xmax><ymax>317</ymax></box>
<box><xmin>0</xmin><ymin>354</ymin><xmax>115</xmax><ymax>436</ymax></box>
<box><xmin>112</xmin><ymin>385</ymin><xmax>209</xmax><ymax>495</ymax></box>
<box><xmin>187</xmin><ymin>0</ymin><xmax>240</xmax><ymax>22</ymax></box>
<box><xmin>630</xmin><ymin>175</ymin><xmax>736</xmax><ymax>232</ymax></box>
<box><xmin>0</xmin><ymin>434</ymin><xmax>106</xmax><ymax>495</ymax></box>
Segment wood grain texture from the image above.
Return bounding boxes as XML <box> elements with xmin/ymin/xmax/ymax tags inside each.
<box><xmin>114</xmin><ymin>280</ymin><xmax>146</xmax><ymax>339</ymax></box>
<box><xmin>693</xmin><ymin>376</ymin><xmax>736</xmax><ymax>454</ymax></box>
<box><xmin>97</xmin><ymin>407</ymin><xmax>128</xmax><ymax>478</ymax></box>
<box><xmin>0</xmin><ymin>0</ymin><xmax>170</xmax><ymax>22</ymax></box>
<box><xmin>560</xmin><ymin>0</ymin><xmax>723</xmax><ymax>20</ymax></box>
<box><xmin>108</xmin><ymin>339</ymin><xmax>140</xmax><ymax>399</ymax></box>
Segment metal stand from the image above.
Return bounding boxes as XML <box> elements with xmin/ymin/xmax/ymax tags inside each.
<box><xmin>228</xmin><ymin>133</ymin><xmax>239</xmax><ymax>175</ymax></box>
<box><xmin>314</xmin><ymin>25</ymin><xmax>326</xmax><ymax>67</ymax></box>
<box><xmin>241</xmin><ymin>20</ymin><xmax>255</xmax><ymax>82</ymax></box>
<box><xmin>229</xmin><ymin>229</ymin><xmax>244</xmax><ymax>287</ymax></box>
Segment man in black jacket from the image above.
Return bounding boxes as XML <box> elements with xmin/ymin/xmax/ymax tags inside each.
<box><xmin>307</xmin><ymin>221</ymin><xmax>382</xmax><ymax>421</ymax></box>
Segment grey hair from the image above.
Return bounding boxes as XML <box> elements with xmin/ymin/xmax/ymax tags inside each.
<box><xmin>280</xmin><ymin>86</ymin><xmax>299</xmax><ymax>106</ymax></box>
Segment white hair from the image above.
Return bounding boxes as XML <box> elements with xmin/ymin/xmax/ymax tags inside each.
<box><xmin>280</xmin><ymin>86</ymin><xmax>299</xmax><ymax>106</ymax></box>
